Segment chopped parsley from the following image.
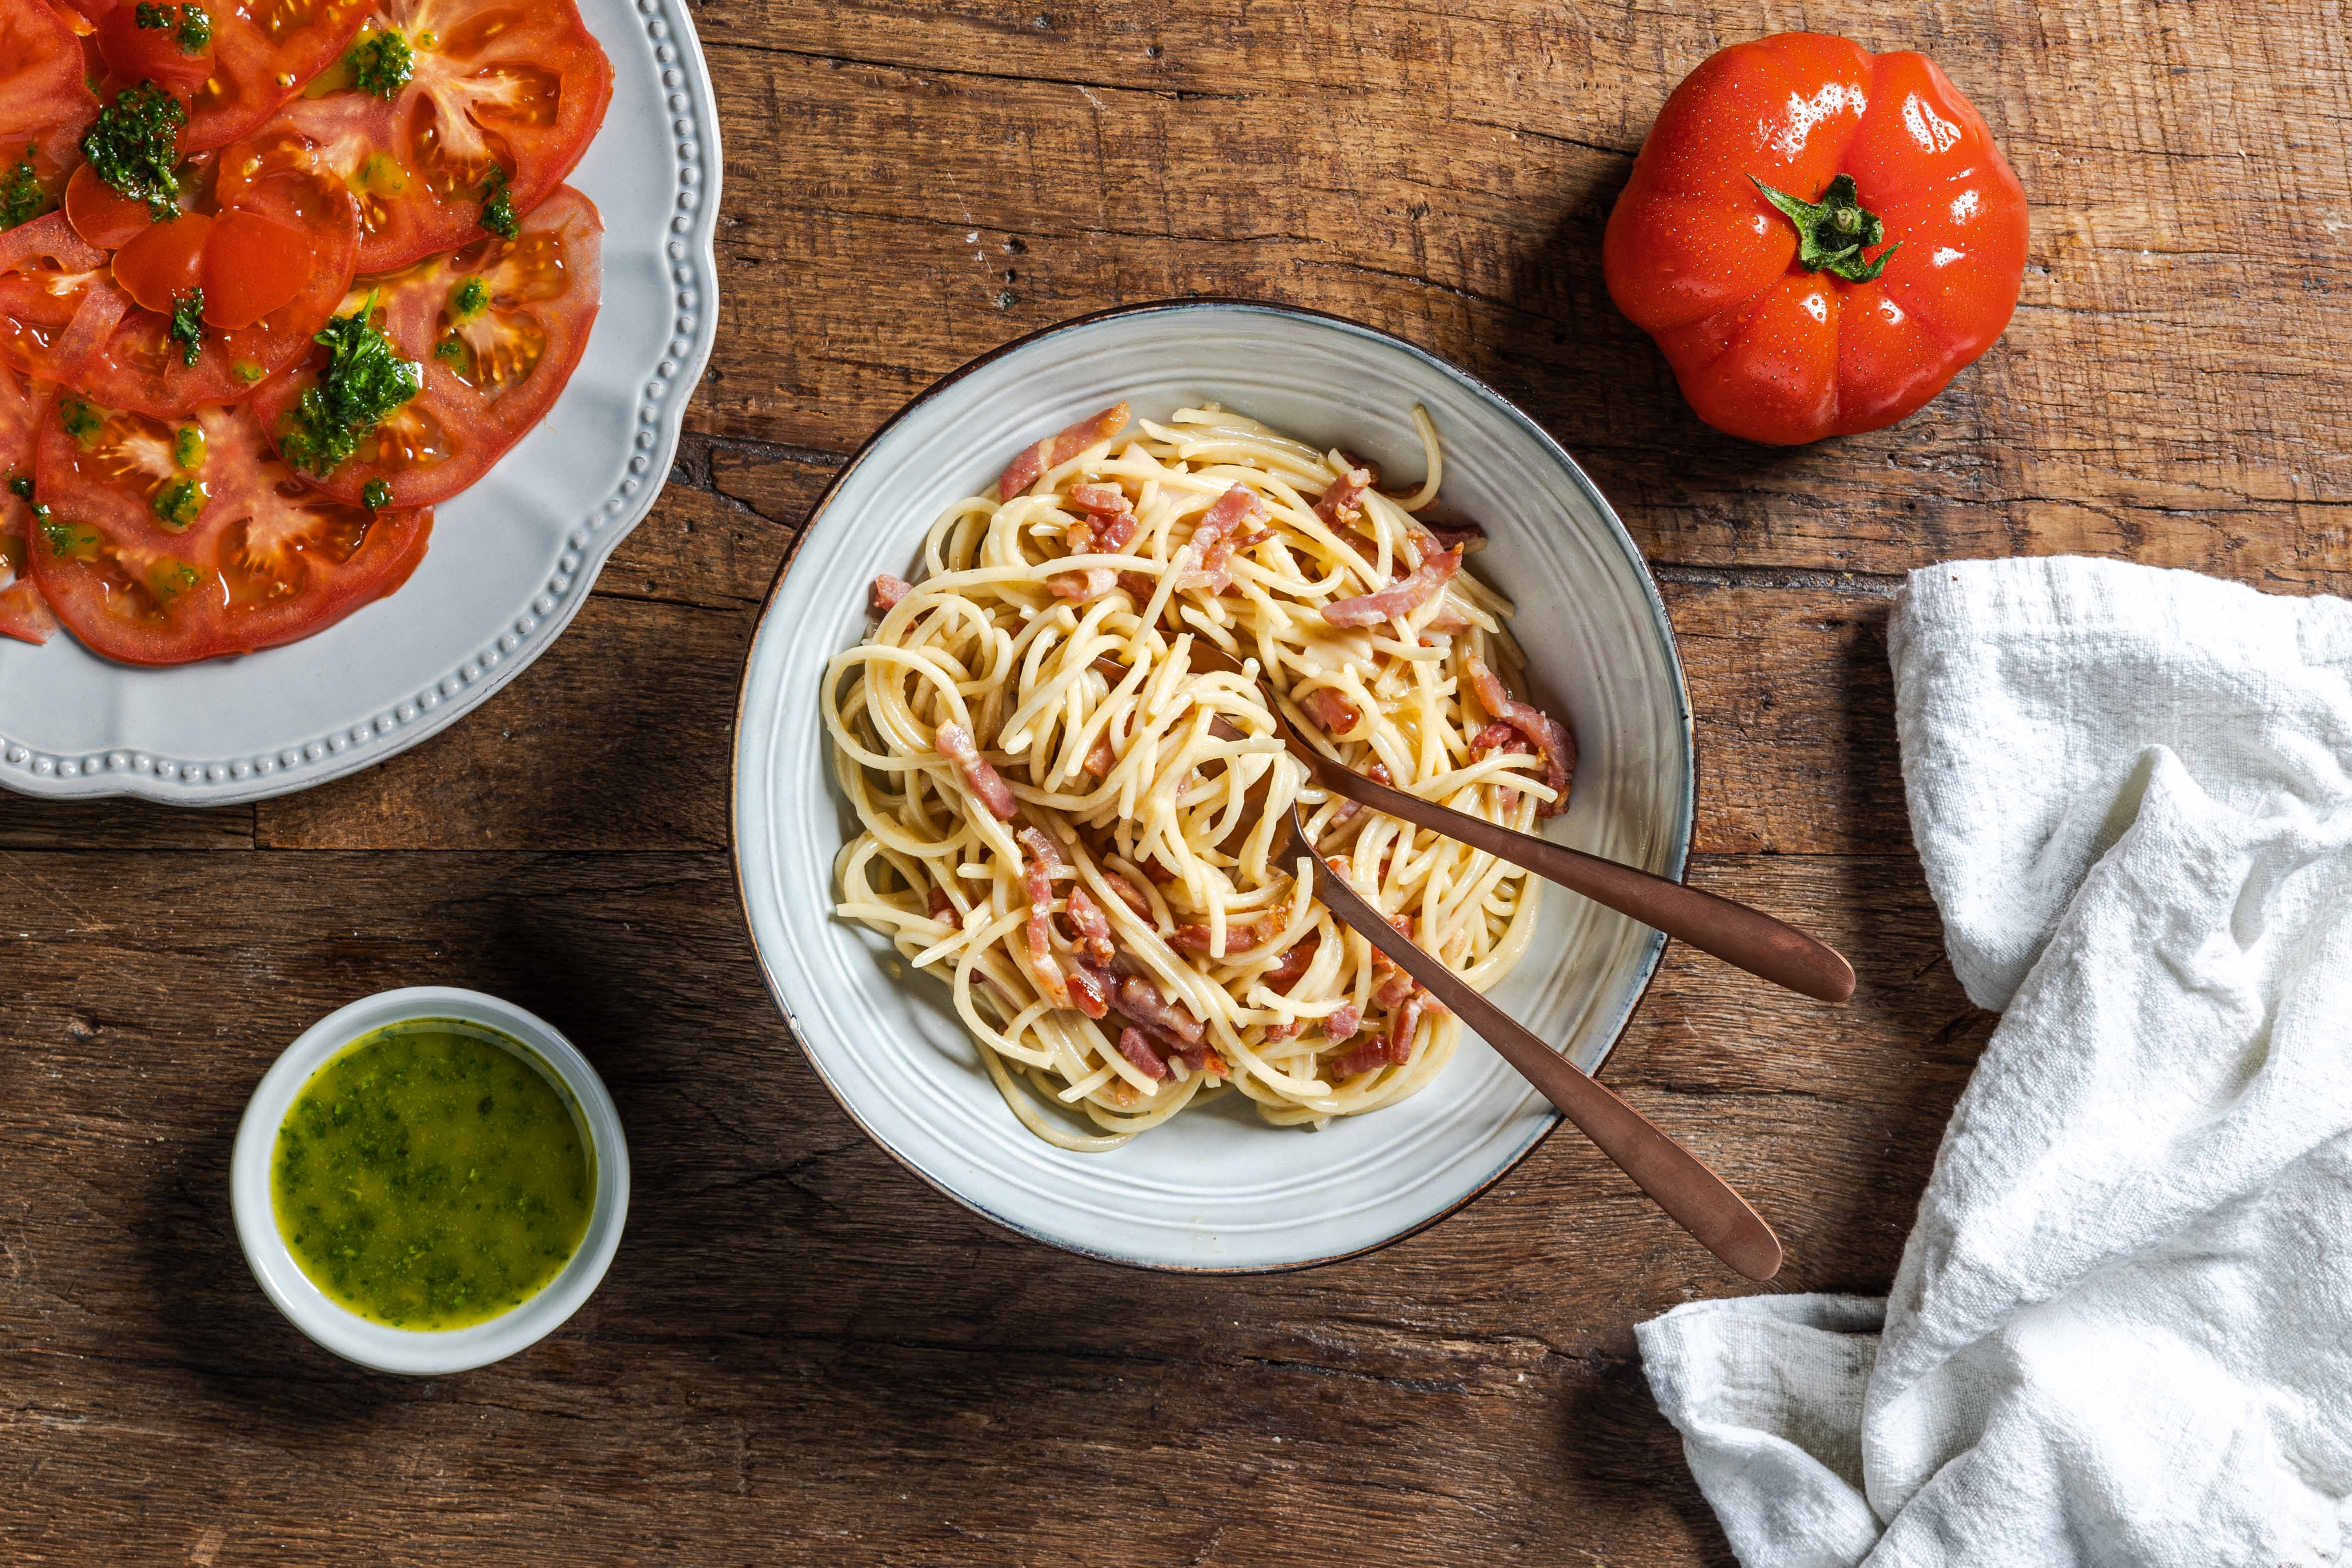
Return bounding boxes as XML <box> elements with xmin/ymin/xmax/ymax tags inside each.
<box><xmin>81</xmin><ymin>83</ymin><xmax>185</xmax><ymax>221</ymax></box>
<box><xmin>432</xmin><ymin>337</ymin><xmax>466</xmax><ymax>366</ymax></box>
<box><xmin>344</xmin><ymin>28</ymin><xmax>413</xmax><ymax>97</ymax></box>
<box><xmin>41</xmin><ymin>514</ymin><xmax>97</xmax><ymax>558</ymax></box>
<box><xmin>361</xmin><ymin>478</ymin><xmax>392</xmax><ymax>510</ymax></box>
<box><xmin>59</xmin><ymin>399</ymin><xmax>100</xmax><ymax>446</ymax></box>
<box><xmin>450</xmin><ymin>275</ymin><xmax>489</xmax><ymax>320</ymax></box>
<box><xmin>478</xmin><ymin>167</ymin><xmax>518</xmax><ymax>240</ymax></box>
<box><xmin>6</xmin><ymin>474</ymin><xmax>31</xmax><ymax>501</ymax></box>
<box><xmin>153</xmin><ymin>478</ymin><xmax>203</xmax><ymax>530</ymax></box>
<box><xmin>232</xmin><ymin>359</ymin><xmax>264</xmax><ymax>385</ymax></box>
<box><xmin>1</xmin><ymin>148</ymin><xmax>46</xmax><ymax>231</ymax></box>
<box><xmin>168</xmin><ymin>287</ymin><xmax>205</xmax><ymax>366</ymax></box>
<box><xmin>173</xmin><ymin>425</ymin><xmax>205</xmax><ymax>470</ymax></box>
<box><xmin>275</xmin><ymin>294</ymin><xmax>419</xmax><ymax>478</ymax></box>
<box><xmin>135</xmin><ymin>2</ymin><xmax>210</xmax><ymax>53</ymax></box>
<box><xmin>146</xmin><ymin>558</ymin><xmax>200</xmax><ymax>602</ymax></box>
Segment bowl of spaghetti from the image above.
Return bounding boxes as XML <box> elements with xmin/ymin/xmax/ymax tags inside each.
<box><xmin>733</xmin><ymin>301</ymin><xmax>1693</xmax><ymax>1271</ymax></box>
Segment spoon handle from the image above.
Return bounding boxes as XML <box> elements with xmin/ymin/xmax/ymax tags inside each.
<box><xmin>1303</xmin><ymin>849</ymin><xmax>1783</xmax><ymax>1281</ymax></box>
<box><xmin>1321</xmin><ymin>771</ymin><xmax>1854</xmax><ymax>1004</ymax></box>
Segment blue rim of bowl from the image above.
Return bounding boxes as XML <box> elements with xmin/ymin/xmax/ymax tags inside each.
<box><xmin>728</xmin><ymin>297</ymin><xmax>1697</xmax><ymax>1274</ymax></box>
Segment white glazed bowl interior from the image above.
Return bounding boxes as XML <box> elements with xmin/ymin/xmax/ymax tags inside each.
<box><xmin>231</xmin><ymin>987</ymin><xmax>630</xmax><ymax>1374</ymax></box>
<box><xmin>733</xmin><ymin>302</ymin><xmax>1693</xmax><ymax>1271</ymax></box>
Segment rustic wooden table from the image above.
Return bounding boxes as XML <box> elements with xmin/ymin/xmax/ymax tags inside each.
<box><xmin>7</xmin><ymin>1</ymin><xmax>2344</xmax><ymax>1562</ymax></box>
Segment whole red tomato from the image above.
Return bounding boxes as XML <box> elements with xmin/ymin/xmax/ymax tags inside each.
<box><xmin>1604</xmin><ymin>33</ymin><xmax>2028</xmax><ymax>445</ymax></box>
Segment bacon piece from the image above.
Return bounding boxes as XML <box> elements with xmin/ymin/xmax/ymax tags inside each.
<box><xmin>1049</xmin><ymin>566</ymin><xmax>1119</xmax><ymax>601</ymax></box>
<box><xmin>1469</xmin><ymin>721</ymin><xmax>1517</xmax><ymax>756</ymax></box>
<box><xmin>1387</xmin><ymin>991</ymin><xmax>1427</xmax><ymax>1065</ymax></box>
<box><xmin>1176</xmin><ymin>485</ymin><xmax>1265</xmax><ymax>594</ymax></box>
<box><xmin>1465</xmin><ymin>656</ymin><xmax>1575</xmax><ymax>818</ymax></box>
<box><xmin>1422</xmin><ymin>518</ymin><xmax>1485</xmax><ymax>553</ymax></box>
<box><xmin>1093</xmin><ymin>511</ymin><xmax>1139</xmax><ymax>552</ymax></box>
<box><xmin>935</xmin><ymin>722</ymin><xmax>1017</xmax><ymax>820</ymax></box>
<box><xmin>1262</xmin><ymin>1021</ymin><xmax>1299</xmax><ymax>1041</ymax></box>
<box><xmin>926</xmin><ymin>886</ymin><xmax>954</xmax><ymax>922</ymax></box>
<box><xmin>1230</xmin><ymin>526</ymin><xmax>1275</xmax><ymax>550</ymax></box>
<box><xmin>1171</xmin><ymin>920</ymin><xmax>1267</xmax><ymax>956</ymax></box>
<box><xmin>1017</xmin><ymin>825</ymin><xmax>1071</xmax><ymax>878</ymax></box>
<box><xmin>1070</xmin><ymin>483</ymin><xmax>1132</xmax><ymax>515</ymax></box>
<box><xmin>998</xmin><ymin>403</ymin><xmax>1131</xmax><ymax>502</ymax></box>
<box><xmin>1063</xmin><ymin>887</ymin><xmax>1115</xmax><ymax>965</ymax></box>
<box><xmin>1335</xmin><ymin>1036</ymin><xmax>1389</xmax><ymax>1076</ymax></box>
<box><xmin>870</xmin><ymin>573</ymin><xmax>911</xmax><ymax>614</ymax></box>
<box><xmin>1314</xmin><ymin>465</ymin><xmax>1372</xmax><ymax>527</ymax></box>
<box><xmin>1140</xmin><ymin>856</ymin><xmax>1177</xmax><ymax>885</ymax></box>
<box><xmin>1299</xmin><ymin>686</ymin><xmax>1360</xmax><ymax>736</ymax></box>
<box><xmin>1116</xmin><ymin>1027</ymin><xmax>1170</xmax><ymax>1081</ymax></box>
<box><xmin>1263</xmin><ymin>933</ymin><xmax>1318</xmax><ymax>991</ymax></box>
<box><xmin>1422</xmin><ymin>597</ymin><xmax>1474</xmax><ymax>635</ymax></box>
<box><xmin>1116</xmin><ymin>974</ymin><xmax>1203</xmax><ymax>1044</ymax></box>
<box><xmin>1326</xmin><ymin>1002</ymin><xmax>1363</xmax><ymax>1043</ymax></box>
<box><xmin>1116</xmin><ymin>568</ymin><xmax>1158</xmax><ymax>600</ymax></box>
<box><xmin>1325</xmin><ymin>761</ymin><xmax>1393</xmax><ymax>838</ymax></box>
<box><xmin>1083</xmin><ymin>735</ymin><xmax>1119</xmax><ymax>777</ymax></box>
<box><xmin>1019</xmin><ymin>851</ymin><xmax>1070</xmax><ymax>1006</ymax></box>
<box><xmin>1369</xmin><ymin>914</ymin><xmax>1417</xmax><ymax>1009</ymax></box>
<box><xmin>1102</xmin><ymin>870</ymin><xmax>1152</xmax><ymax>917</ymax></box>
<box><xmin>1067</xmin><ymin>963</ymin><xmax>1109</xmax><ymax>1019</ymax></box>
<box><xmin>1323</xmin><ymin>546</ymin><xmax>1463</xmax><ymax>628</ymax></box>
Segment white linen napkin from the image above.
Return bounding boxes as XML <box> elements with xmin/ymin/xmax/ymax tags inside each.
<box><xmin>1637</xmin><ymin>556</ymin><xmax>2352</xmax><ymax>1568</ymax></box>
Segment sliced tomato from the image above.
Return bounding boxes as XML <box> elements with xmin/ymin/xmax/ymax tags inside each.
<box><xmin>252</xmin><ymin>182</ymin><xmax>597</xmax><ymax>508</ymax></box>
<box><xmin>92</xmin><ymin>1</ymin><xmax>213</xmax><ymax>99</ymax></box>
<box><xmin>0</xmin><ymin>356</ymin><xmax>59</xmax><ymax>644</ymax></box>
<box><xmin>0</xmin><ymin>211</ymin><xmax>113</xmax><ymax>383</ymax></box>
<box><xmin>170</xmin><ymin>0</ymin><xmax>370</xmax><ymax>153</ymax></box>
<box><xmin>109</xmin><ymin>205</ymin><xmax>209</xmax><ymax>310</ymax></box>
<box><xmin>27</xmin><ymin>393</ymin><xmax>429</xmax><ymax>663</ymax></box>
<box><xmin>0</xmin><ymin>0</ymin><xmax>100</xmax><ymax>185</ymax></box>
<box><xmin>226</xmin><ymin>0</ymin><xmax>610</xmax><ymax>273</ymax></box>
<box><xmin>64</xmin><ymin>160</ymin><xmax>157</xmax><ymax>249</ymax></box>
<box><xmin>10</xmin><ymin>124</ymin><xmax>360</xmax><ymax>417</ymax></box>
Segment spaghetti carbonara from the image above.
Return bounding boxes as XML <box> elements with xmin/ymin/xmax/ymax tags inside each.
<box><xmin>825</xmin><ymin>401</ymin><xmax>1575</xmax><ymax>1151</ymax></box>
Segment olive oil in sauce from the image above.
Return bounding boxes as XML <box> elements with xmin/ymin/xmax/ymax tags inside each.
<box><xmin>272</xmin><ymin>1020</ymin><xmax>593</xmax><ymax>1331</ymax></box>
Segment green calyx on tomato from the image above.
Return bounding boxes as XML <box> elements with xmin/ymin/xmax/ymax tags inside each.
<box><xmin>169</xmin><ymin>288</ymin><xmax>206</xmax><ymax>367</ymax></box>
<box><xmin>1750</xmin><ymin>173</ymin><xmax>1897</xmax><ymax>283</ymax></box>
<box><xmin>82</xmin><ymin>84</ymin><xmax>186</xmax><ymax>221</ymax></box>
<box><xmin>134</xmin><ymin>2</ymin><xmax>212</xmax><ymax>54</ymax></box>
<box><xmin>277</xmin><ymin>294</ymin><xmax>421</xmax><ymax>477</ymax></box>
<box><xmin>1</xmin><ymin>148</ymin><xmax>48</xmax><ymax>231</ymax></box>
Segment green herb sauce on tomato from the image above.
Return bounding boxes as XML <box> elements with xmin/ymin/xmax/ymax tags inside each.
<box><xmin>271</xmin><ymin>1022</ymin><xmax>593</xmax><ymax>1331</ymax></box>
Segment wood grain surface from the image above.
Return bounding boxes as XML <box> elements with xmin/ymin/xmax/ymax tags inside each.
<box><xmin>1</xmin><ymin>0</ymin><xmax>2336</xmax><ymax>1561</ymax></box>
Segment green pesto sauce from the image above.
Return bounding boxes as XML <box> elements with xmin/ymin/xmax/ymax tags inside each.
<box><xmin>272</xmin><ymin>1021</ymin><xmax>593</xmax><ymax>1331</ymax></box>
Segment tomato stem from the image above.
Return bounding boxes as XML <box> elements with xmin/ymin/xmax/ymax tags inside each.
<box><xmin>1751</xmin><ymin>173</ymin><xmax>1898</xmax><ymax>283</ymax></box>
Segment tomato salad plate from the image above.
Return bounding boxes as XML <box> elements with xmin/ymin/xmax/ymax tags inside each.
<box><xmin>0</xmin><ymin>0</ymin><xmax>718</xmax><ymax>800</ymax></box>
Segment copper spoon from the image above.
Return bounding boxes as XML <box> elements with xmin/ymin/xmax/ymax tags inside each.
<box><xmin>1188</xmin><ymin>642</ymin><xmax>1855</xmax><ymax>1005</ymax></box>
<box><xmin>1262</xmin><ymin>796</ymin><xmax>1783</xmax><ymax>1280</ymax></box>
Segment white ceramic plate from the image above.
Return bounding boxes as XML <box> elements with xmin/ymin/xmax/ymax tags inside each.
<box><xmin>733</xmin><ymin>303</ymin><xmax>1695</xmax><ymax>1271</ymax></box>
<box><xmin>0</xmin><ymin>0</ymin><xmax>721</xmax><ymax>803</ymax></box>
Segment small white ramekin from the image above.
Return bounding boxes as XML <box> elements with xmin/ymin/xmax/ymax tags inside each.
<box><xmin>230</xmin><ymin>987</ymin><xmax>630</xmax><ymax>1375</ymax></box>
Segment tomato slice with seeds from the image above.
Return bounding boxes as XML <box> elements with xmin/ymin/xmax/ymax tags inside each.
<box><xmin>0</xmin><ymin>0</ymin><xmax>100</xmax><ymax>187</ymax></box>
<box><xmin>64</xmin><ymin>160</ymin><xmax>157</xmax><ymax>249</ymax></box>
<box><xmin>227</xmin><ymin>0</ymin><xmax>610</xmax><ymax>273</ymax></box>
<box><xmin>0</xmin><ymin>357</ymin><xmax>59</xmax><ymax>645</ymax></box>
<box><xmin>27</xmin><ymin>393</ymin><xmax>429</xmax><ymax>664</ymax></box>
<box><xmin>91</xmin><ymin>1</ymin><xmax>214</xmax><ymax>101</ymax></box>
<box><xmin>186</xmin><ymin>0</ymin><xmax>372</xmax><ymax>153</ymax></box>
<box><xmin>4</xmin><ymin>124</ymin><xmax>360</xmax><ymax>418</ymax></box>
<box><xmin>252</xmin><ymin>181</ymin><xmax>598</xmax><ymax>508</ymax></box>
